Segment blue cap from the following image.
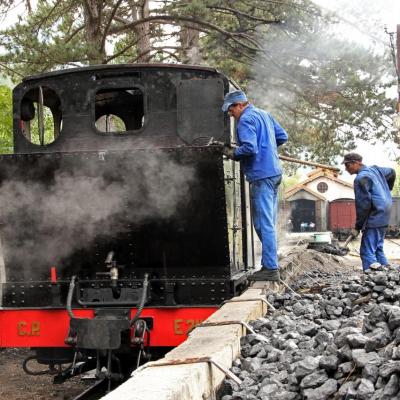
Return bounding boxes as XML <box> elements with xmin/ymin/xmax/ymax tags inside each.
<box><xmin>221</xmin><ymin>90</ymin><xmax>247</xmax><ymax>112</ymax></box>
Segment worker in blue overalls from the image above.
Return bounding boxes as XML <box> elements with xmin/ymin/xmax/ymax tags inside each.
<box><xmin>221</xmin><ymin>90</ymin><xmax>288</xmax><ymax>281</ymax></box>
<box><xmin>343</xmin><ymin>152</ymin><xmax>396</xmax><ymax>272</ymax></box>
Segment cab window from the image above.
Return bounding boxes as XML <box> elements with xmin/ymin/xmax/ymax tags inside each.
<box><xmin>95</xmin><ymin>88</ymin><xmax>144</xmax><ymax>133</ymax></box>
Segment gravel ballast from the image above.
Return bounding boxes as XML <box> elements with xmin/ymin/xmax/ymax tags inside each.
<box><xmin>219</xmin><ymin>251</ymin><xmax>400</xmax><ymax>400</ymax></box>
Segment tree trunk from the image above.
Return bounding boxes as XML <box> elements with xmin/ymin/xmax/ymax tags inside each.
<box><xmin>130</xmin><ymin>0</ymin><xmax>151</xmax><ymax>63</ymax></box>
<box><xmin>179</xmin><ymin>25</ymin><xmax>202</xmax><ymax>64</ymax></box>
<box><xmin>25</xmin><ymin>0</ymin><xmax>32</xmax><ymax>14</ymax></box>
<box><xmin>83</xmin><ymin>0</ymin><xmax>106</xmax><ymax>64</ymax></box>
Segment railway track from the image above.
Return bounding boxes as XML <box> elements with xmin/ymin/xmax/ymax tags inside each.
<box><xmin>72</xmin><ymin>379</ymin><xmax>108</xmax><ymax>400</ymax></box>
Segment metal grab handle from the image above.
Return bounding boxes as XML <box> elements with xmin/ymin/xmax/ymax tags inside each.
<box><xmin>130</xmin><ymin>273</ymin><xmax>149</xmax><ymax>325</ymax></box>
<box><xmin>38</xmin><ymin>86</ymin><xmax>44</xmax><ymax>146</ymax></box>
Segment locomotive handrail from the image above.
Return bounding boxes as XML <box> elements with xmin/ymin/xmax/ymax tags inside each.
<box><xmin>130</xmin><ymin>273</ymin><xmax>149</xmax><ymax>326</ymax></box>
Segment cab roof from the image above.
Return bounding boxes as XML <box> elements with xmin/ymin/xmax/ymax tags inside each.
<box><xmin>22</xmin><ymin>63</ymin><xmax>221</xmax><ymax>82</ymax></box>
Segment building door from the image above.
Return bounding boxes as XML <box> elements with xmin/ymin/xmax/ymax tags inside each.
<box><xmin>290</xmin><ymin>199</ymin><xmax>316</xmax><ymax>232</ymax></box>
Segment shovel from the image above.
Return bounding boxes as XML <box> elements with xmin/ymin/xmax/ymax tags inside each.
<box><xmin>336</xmin><ymin>233</ymin><xmax>356</xmax><ymax>255</ymax></box>
<box><xmin>311</xmin><ymin>233</ymin><xmax>355</xmax><ymax>256</ymax></box>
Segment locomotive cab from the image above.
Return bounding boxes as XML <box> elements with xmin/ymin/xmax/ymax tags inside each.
<box><xmin>0</xmin><ymin>64</ymin><xmax>257</xmax><ymax>383</ymax></box>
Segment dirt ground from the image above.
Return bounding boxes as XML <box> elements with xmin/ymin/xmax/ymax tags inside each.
<box><xmin>281</xmin><ymin>234</ymin><xmax>400</xmax><ymax>269</ymax></box>
<box><xmin>0</xmin><ymin>348</ymin><xmax>92</xmax><ymax>400</ymax></box>
<box><xmin>342</xmin><ymin>236</ymin><xmax>400</xmax><ymax>267</ymax></box>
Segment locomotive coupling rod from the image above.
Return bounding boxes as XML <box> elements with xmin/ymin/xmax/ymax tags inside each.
<box><xmin>132</xmin><ymin>356</ymin><xmax>242</xmax><ymax>385</ymax></box>
<box><xmin>222</xmin><ymin>297</ymin><xmax>276</xmax><ymax>311</ymax></box>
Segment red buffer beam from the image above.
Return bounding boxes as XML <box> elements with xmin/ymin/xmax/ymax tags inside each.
<box><xmin>0</xmin><ymin>307</ymin><xmax>217</xmax><ymax>348</ymax></box>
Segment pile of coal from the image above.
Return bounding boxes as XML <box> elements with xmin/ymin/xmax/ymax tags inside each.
<box><xmin>219</xmin><ymin>264</ymin><xmax>400</xmax><ymax>400</ymax></box>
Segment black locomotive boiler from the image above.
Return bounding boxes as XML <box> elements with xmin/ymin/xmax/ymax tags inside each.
<box><xmin>0</xmin><ymin>64</ymin><xmax>257</xmax><ymax>385</ymax></box>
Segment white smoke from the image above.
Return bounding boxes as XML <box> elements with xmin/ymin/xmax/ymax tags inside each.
<box><xmin>0</xmin><ymin>151</ymin><xmax>197</xmax><ymax>276</ymax></box>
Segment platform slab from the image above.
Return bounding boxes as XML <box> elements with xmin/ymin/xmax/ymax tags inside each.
<box><xmin>101</xmin><ymin>284</ymin><xmax>278</xmax><ymax>400</ymax></box>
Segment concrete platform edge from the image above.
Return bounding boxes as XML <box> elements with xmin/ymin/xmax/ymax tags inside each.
<box><xmin>101</xmin><ymin>282</ymin><xmax>282</xmax><ymax>400</ymax></box>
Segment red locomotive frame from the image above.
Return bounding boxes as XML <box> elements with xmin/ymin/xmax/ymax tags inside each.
<box><xmin>0</xmin><ymin>307</ymin><xmax>217</xmax><ymax>348</ymax></box>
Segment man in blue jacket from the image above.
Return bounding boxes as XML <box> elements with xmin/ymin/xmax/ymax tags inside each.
<box><xmin>222</xmin><ymin>90</ymin><xmax>288</xmax><ymax>281</ymax></box>
<box><xmin>343</xmin><ymin>152</ymin><xmax>396</xmax><ymax>271</ymax></box>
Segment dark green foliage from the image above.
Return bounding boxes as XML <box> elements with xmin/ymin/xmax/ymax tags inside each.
<box><xmin>0</xmin><ymin>85</ymin><xmax>13</xmax><ymax>154</ymax></box>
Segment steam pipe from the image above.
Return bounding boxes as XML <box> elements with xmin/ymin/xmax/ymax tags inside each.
<box><xmin>110</xmin><ymin>271</ymin><xmax>120</xmax><ymax>298</ymax></box>
<box><xmin>130</xmin><ymin>273</ymin><xmax>149</xmax><ymax>326</ymax></box>
<box><xmin>105</xmin><ymin>251</ymin><xmax>120</xmax><ymax>298</ymax></box>
<box><xmin>105</xmin><ymin>251</ymin><xmax>115</xmax><ymax>265</ymax></box>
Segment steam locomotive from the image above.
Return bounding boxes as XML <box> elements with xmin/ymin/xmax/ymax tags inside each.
<box><xmin>0</xmin><ymin>64</ymin><xmax>256</xmax><ymax>386</ymax></box>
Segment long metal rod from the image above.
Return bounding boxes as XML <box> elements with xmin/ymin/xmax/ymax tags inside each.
<box><xmin>222</xmin><ymin>297</ymin><xmax>276</xmax><ymax>311</ymax></box>
<box><xmin>211</xmin><ymin>140</ymin><xmax>339</xmax><ymax>171</ymax></box>
<box><xmin>210</xmin><ymin>358</ymin><xmax>243</xmax><ymax>385</ymax></box>
<box><xmin>278</xmin><ymin>154</ymin><xmax>340</xmax><ymax>172</ymax></box>
<box><xmin>280</xmin><ymin>279</ymin><xmax>300</xmax><ymax>297</ymax></box>
<box><xmin>135</xmin><ymin>356</ymin><xmax>243</xmax><ymax>385</ymax></box>
<box><xmin>292</xmin><ymin>261</ymin><xmax>320</xmax><ymax>286</ymax></box>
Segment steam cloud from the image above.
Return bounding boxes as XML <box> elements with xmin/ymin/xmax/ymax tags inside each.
<box><xmin>247</xmin><ymin>0</ymin><xmax>395</xmax><ymax>117</ymax></box>
<box><xmin>0</xmin><ymin>151</ymin><xmax>196</xmax><ymax>277</ymax></box>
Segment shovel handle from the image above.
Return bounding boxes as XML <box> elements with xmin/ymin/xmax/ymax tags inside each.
<box><xmin>343</xmin><ymin>234</ymin><xmax>354</xmax><ymax>247</ymax></box>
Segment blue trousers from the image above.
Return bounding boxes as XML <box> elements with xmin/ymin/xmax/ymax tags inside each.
<box><xmin>250</xmin><ymin>175</ymin><xmax>281</xmax><ymax>270</ymax></box>
<box><xmin>360</xmin><ymin>227</ymin><xmax>388</xmax><ymax>270</ymax></box>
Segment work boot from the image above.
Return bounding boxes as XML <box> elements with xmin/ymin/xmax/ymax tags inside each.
<box><xmin>248</xmin><ymin>268</ymin><xmax>280</xmax><ymax>282</ymax></box>
<box><xmin>369</xmin><ymin>262</ymin><xmax>382</xmax><ymax>271</ymax></box>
